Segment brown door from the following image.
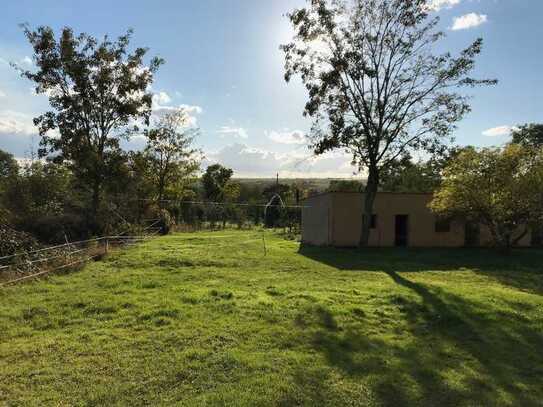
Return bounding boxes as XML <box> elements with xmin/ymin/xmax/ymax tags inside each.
<box><xmin>395</xmin><ymin>215</ymin><xmax>409</xmax><ymax>247</ymax></box>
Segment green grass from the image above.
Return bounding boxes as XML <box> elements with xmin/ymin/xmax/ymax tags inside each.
<box><xmin>1</xmin><ymin>230</ymin><xmax>543</xmax><ymax>406</ymax></box>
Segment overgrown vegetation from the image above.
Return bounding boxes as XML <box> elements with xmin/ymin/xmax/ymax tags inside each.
<box><xmin>1</xmin><ymin>230</ymin><xmax>542</xmax><ymax>406</ymax></box>
<box><xmin>431</xmin><ymin>144</ymin><xmax>543</xmax><ymax>249</ymax></box>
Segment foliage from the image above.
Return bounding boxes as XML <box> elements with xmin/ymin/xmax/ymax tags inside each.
<box><xmin>379</xmin><ymin>148</ymin><xmax>465</xmax><ymax>193</ymax></box>
<box><xmin>0</xmin><ymin>149</ymin><xmax>18</xmax><ymax>180</ymax></box>
<box><xmin>262</xmin><ymin>183</ymin><xmax>290</xmax><ymax>228</ymax></box>
<box><xmin>0</xmin><ymin>150</ymin><xmax>19</xmax><ymax>223</ymax></box>
<box><xmin>327</xmin><ymin>179</ymin><xmax>363</xmax><ymax>192</ymax></box>
<box><xmin>0</xmin><ymin>223</ymin><xmax>39</xmax><ymax>258</ymax></box>
<box><xmin>282</xmin><ymin>0</ymin><xmax>495</xmax><ymax>246</ymax></box>
<box><xmin>511</xmin><ymin>123</ymin><xmax>543</xmax><ymax>148</ymax></box>
<box><xmin>202</xmin><ymin>164</ymin><xmax>234</xmax><ymax>202</ymax></box>
<box><xmin>16</xmin><ymin>25</ymin><xmax>163</xmax><ymax>227</ymax></box>
<box><xmin>157</xmin><ymin>209</ymin><xmax>174</xmax><ymax>235</ymax></box>
<box><xmin>144</xmin><ymin>109</ymin><xmax>201</xmax><ymax>202</ymax></box>
<box><xmin>1</xmin><ymin>162</ymin><xmax>81</xmax><ymax>242</ymax></box>
<box><xmin>430</xmin><ymin>144</ymin><xmax>543</xmax><ymax>249</ymax></box>
<box><xmin>1</xmin><ymin>231</ymin><xmax>543</xmax><ymax>405</ymax></box>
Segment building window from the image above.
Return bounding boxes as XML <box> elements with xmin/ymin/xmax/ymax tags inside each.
<box><xmin>370</xmin><ymin>214</ymin><xmax>377</xmax><ymax>229</ymax></box>
<box><xmin>435</xmin><ymin>218</ymin><xmax>451</xmax><ymax>233</ymax></box>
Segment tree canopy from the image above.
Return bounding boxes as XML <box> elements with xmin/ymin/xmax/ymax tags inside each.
<box><xmin>430</xmin><ymin>145</ymin><xmax>543</xmax><ymax>249</ymax></box>
<box><xmin>511</xmin><ymin>124</ymin><xmax>543</xmax><ymax>148</ymax></box>
<box><xmin>144</xmin><ymin>109</ymin><xmax>200</xmax><ymax>202</ymax></box>
<box><xmin>0</xmin><ymin>149</ymin><xmax>18</xmax><ymax>181</ymax></box>
<box><xmin>202</xmin><ymin>164</ymin><xmax>234</xmax><ymax>202</ymax></box>
<box><xmin>16</xmin><ymin>25</ymin><xmax>163</xmax><ymax>229</ymax></box>
<box><xmin>282</xmin><ymin>0</ymin><xmax>495</xmax><ymax>246</ymax></box>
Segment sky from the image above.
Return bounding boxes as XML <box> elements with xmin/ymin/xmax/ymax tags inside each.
<box><xmin>0</xmin><ymin>0</ymin><xmax>541</xmax><ymax>178</ymax></box>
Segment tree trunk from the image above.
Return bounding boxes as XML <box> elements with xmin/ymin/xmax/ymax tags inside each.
<box><xmin>359</xmin><ymin>165</ymin><xmax>379</xmax><ymax>248</ymax></box>
<box><xmin>158</xmin><ymin>173</ymin><xmax>166</xmax><ymax>208</ymax></box>
<box><xmin>91</xmin><ymin>179</ymin><xmax>102</xmax><ymax>233</ymax></box>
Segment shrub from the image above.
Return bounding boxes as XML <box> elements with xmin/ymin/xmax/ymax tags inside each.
<box><xmin>0</xmin><ymin>223</ymin><xmax>39</xmax><ymax>258</ymax></box>
<box><xmin>158</xmin><ymin>209</ymin><xmax>173</xmax><ymax>235</ymax></box>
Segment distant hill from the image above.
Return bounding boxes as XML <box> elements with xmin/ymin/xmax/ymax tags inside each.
<box><xmin>233</xmin><ymin>178</ymin><xmax>359</xmax><ymax>192</ymax></box>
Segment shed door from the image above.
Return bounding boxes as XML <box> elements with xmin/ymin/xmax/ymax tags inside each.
<box><xmin>395</xmin><ymin>215</ymin><xmax>409</xmax><ymax>247</ymax></box>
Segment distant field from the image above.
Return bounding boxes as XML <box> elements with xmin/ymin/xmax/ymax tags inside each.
<box><xmin>1</xmin><ymin>231</ymin><xmax>542</xmax><ymax>406</ymax></box>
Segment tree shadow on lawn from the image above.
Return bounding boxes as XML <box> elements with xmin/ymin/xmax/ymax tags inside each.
<box><xmin>298</xmin><ymin>244</ymin><xmax>543</xmax><ymax>296</ymax></box>
<box><xmin>294</xmin><ymin>246</ymin><xmax>543</xmax><ymax>406</ymax></box>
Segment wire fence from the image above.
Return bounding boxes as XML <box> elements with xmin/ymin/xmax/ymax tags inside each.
<box><xmin>0</xmin><ymin>232</ymin><xmax>158</xmax><ymax>287</ymax></box>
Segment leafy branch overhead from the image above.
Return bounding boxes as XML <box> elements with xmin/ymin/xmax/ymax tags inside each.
<box><xmin>282</xmin><ymin>0</ymin><xmax>496</xmax><ymax>167</ymax></box>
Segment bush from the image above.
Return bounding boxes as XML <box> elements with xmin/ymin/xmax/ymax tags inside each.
<box><xmin>21</xmin><ymin>213</ymin><xmax>89</xmax><ymax>244</ymax></box>
<box><xmin>157</xmin><ymin>209</ymin><xmax>173</xmax><ymax>235</ymax></box>
<box><xmin>0</xmin><ymin>224</ymin><xmax>39</xmax><ymax>258</ymax></box>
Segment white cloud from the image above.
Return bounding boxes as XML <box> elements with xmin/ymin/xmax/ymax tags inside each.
<box><xmin>151</xmin><ymin>91</ymin><xmax>203</xmax><ymax>127</ymax></box>
<box><xmin>205</xmin><ymin>143</ymin><xmax>357</xmax><ymax>178</ymax></box>
<box><xmin>20</xmin><ymin>56</ymin><xmax>33</xmax><ymax>67</ymax></box>
<box><xmin>267</xmin><ymin>130</ymin><xmax>306</xmax><ymax>145</ymax></box>
<box><xmin>0</xmin><ymin>110</ymin><xmax>37</xmax><ymax>136</ymax></box>
<box><xmin>217</xmin><ymin>126</ymin><xmax>249</xmax><ymax>139</ymax></box>
<box><xmin>482</xmin><ymin>125</ymin><xmax>518</xmax><ymax>137</ymax></box>
<box><xmin>427</xmin><ymin>0</ymin><xmax>461</xmax><ymax>11</ymax></box>
<box><xmin>0</xmin><ymin>90</ymin><xmax>6</xmax><ymax>98</ymax></box>
<box><xmin>152</xmin><ymin>91</ymin><xmax>171</xmax><ymax>105</ymax></box>
<box><xmin>179</xmin><ymin>104</ymin><xmax>203</xmax><ymax>115</ymax></box>
<box><xmin>451</xmin><ymin>13</ymin><xmax>488</xmax><ymax>30</ymax></box>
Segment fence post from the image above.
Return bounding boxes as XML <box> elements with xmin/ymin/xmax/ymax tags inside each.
<box><xmin>105</xmin><ymin>238</ymin><xmax>109</xmax><ymax>255</ymax></box>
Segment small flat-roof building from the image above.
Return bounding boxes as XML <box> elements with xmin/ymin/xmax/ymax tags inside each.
<box><xmin>301</xmin><ymin>192</ymin><xmax>532</xmax><ymax>248</ymax></box>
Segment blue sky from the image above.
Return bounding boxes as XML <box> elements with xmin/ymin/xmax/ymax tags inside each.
<box><xmin>0</xmin><ymin>0</ymin><xmax>541</xmax><ymax>178</ymax></box>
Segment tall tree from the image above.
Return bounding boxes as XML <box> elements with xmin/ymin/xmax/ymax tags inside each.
<box><xmin>511</xmin><ymin>124</ymin><xmax>543</xmax><ymax>148</ymax></box>
<box><xmin>144</xmin><ymin>109</ymin><xmax>200</xmax><ymax>202</ymax></box>
<box><xmin>282</xmin><ymin>0</ymin><xmax>495</xmax><ymax>246</ymax></box>
<box><xmin>16</xmin><ymin>25</ymin><xmax>163</xmax><ymax>230</ymax></box>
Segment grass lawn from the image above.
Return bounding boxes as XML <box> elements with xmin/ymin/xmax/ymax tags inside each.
<box><xmin>1</xmin><ymin>230</ymin><xmax>543</xmax><ymax>406</ymax></box>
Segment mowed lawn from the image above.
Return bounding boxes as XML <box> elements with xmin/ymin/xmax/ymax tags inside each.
<box><xmin>1</xmin><ymin>231</ymin><xmax>543</xmax><ymax>406</ymax></box>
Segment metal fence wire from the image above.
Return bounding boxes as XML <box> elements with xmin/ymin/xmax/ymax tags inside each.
<box><xmin>0</xmin><ymin>234</ymin><xmax>156</xmax><ymax>287</ymax></box>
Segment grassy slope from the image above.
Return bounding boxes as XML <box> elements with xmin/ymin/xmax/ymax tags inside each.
<box><xmin>1</xmin><ymin>230</ymin><xmax>542</xmax><ymax>406</ymax></box>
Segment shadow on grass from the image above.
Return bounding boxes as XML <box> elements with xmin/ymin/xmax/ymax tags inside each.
<box><xmin>298</xmin><ymin>244</ymin><xmax>543</xmax><ymax>295</ymax></box>
<box><xmin>295</xmin><ymin>246</ymin><xmax>543</xmax><ymax>406</ymax></box>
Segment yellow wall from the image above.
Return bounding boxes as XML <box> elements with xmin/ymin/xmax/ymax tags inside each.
<box><xmin>301</xmin><ymin>192</ymin><xmax>532</xmax><ymax>248</ymax></box>
<box><xmin>301</xmin><ymin>194</ymin><xmax>332</xmax><ymax>246</ymax></box>
<box><xmin>330</xmin><ymin>193</ymin><xmax>465</xmax><ymax>247</ymax></box>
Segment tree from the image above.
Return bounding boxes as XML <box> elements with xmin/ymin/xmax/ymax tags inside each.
<box><xmin>202</xmin><ymin>164</ymin><xmax>234</xmax><ymax>202</ymax></box>
<box><xmin>0</xmin><ymin>150</ymin><xmax>19</xmax><ymax>225</ymax></box>
<box><xmin>430</xmin><ymin>145</ymin><xmax>543</xmax><ymax>250</ymax></box>
<box><xmin>144</xmin><ymin>109</ymin><xmax>200</xmax><ymax>202</ymax></box>
<box><xmin>16</xmin><ymin>25</ymin><xmax>163</xmax><ymax>230</ymax></box>
<box><xmin>0</xmin><ymin>149</ymin><xmax>18</xmax><ymax>180</ymax></box>
<box><xmin>327</xmin><ymin>179</ymin><xmax>363</xmax><ymax>192</ymax></box>
<box><xmin>379</xmin><ymin>147</ymin><xmax>466</xmax><ymax>192</ymax></box>
<box><xmin>282</xmin><ymin>0</ymin><xmax>495</xmax><ymax>246</ymax></box>
<box><xmin>2</xmin><ymin>161</ymin><xmax>78</xmax><ymax>242</ymax></box>
<box><xmin>511</xmin><ymin>124</ymin><xmax>543</xmax><ymax>148</ymax></box>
